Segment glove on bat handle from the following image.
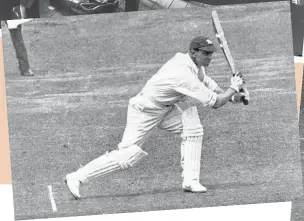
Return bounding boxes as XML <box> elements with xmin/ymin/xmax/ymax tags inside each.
<box><xmin>239</xmin><ymin>88</ymin><xmax>249</xmax><ymax>105</ymax></box>
<box><xmin>233</xmin><ymin>72</ymin><xmax>249</xmax><ymax>106</ymax></box>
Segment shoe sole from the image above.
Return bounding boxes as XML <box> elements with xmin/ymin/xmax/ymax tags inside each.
<box><xmin>64</xmin><ymin>179</ymin><xmax>80</xmax><ymax>200</ymax></box>
<box><xmin>183</xmin><ymin>187</ymin><xmax>207</xmax><ymax>193</ymax></box>
<box><xmin>21</xmin><ymin>73</ymin><xmax>34</xmax><ymax>76</ymax></box>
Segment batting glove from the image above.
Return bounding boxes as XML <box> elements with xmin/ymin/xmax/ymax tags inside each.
<box><xmin>231</xmin><ymin>88</ymin><xmax>249</xmax><ymax>103</ymax></box>
<box><xmin>240</xmin><ymin>87</ymin><xmax>250</xmax><ymax>103</ymax></box>
<box><xmin>230</xmin><ymin>71</ymin><xmax>244</xmax><ymax>93</ymax></box>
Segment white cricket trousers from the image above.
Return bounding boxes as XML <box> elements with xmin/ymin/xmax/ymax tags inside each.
<box><xmin>118</xmin><ymin>94</ymin><xmax>184</xmax><ymax>149</ymax></box>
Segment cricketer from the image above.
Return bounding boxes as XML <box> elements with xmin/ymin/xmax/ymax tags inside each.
<box><xmin>0</xmin><ymin>0</ymin><xmax>37</xmax><ymax>76</ymax></box>
<box><xmin>65</xmin><ymin>36</ymin><xmax>249</xmax><ymax>199</ymax></box>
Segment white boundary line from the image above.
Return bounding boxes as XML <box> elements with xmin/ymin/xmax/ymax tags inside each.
<box><xmin>47</xmin><ymin>185</ymin><xmax>58</xmax><ymax>212</ymax></box>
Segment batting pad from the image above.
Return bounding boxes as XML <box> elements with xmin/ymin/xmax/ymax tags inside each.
<box><xmin>182</xmin><ymin>136</ymin><xmax>203</xmax><ymax>183</ymax></box>
<box><xmin>75</xmin><ymin>145</ymin><xmax>148</xmax><ymax>183</ymax></box>
<box><xmin>180</xmin><ymin>106</ymin><xmax>203</xmax><ymax>182</ymax></box>
<box><xmin>181</xmin><ymin>106</ymin><xmax>204</xmax><ymax>138</ymax></box>
<box><xmin>181</xmin><ymin>140</ymin><xmax>185</xmax><ymax>172</ymax></box>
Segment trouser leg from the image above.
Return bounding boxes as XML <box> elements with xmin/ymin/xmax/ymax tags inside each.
<box><xmin>159</xmin><ymin>105</ymin><xmax>204</xmax><ymax>185</ymax></box>
<box><xmin>71</xmin><ymin>101</ymin><xmax>169</xmax><ymax>183</ymax></box>
<box><xmin>8</xmin><ymin>24</ymin><xmax>30</xmax><ymax>73</ymax></box>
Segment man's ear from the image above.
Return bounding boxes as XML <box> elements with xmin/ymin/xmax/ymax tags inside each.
<box><xmin>190</xmin><ymin>49</ymin><xmax>196</xmax><ymax>56</ymax></box>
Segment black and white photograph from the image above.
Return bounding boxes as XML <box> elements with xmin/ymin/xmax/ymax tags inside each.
<box><xmin>1</xmin><ymin>1</ymin><xmax>303</xmax><ymax>220</ymax></box>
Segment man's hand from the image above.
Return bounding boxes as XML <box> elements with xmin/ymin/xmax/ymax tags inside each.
<box><xmin>230</xmin><ymin>71</ymin><xmax>244</xmax><ymax>93</ymax></box>
<box><xmin>240</xmin><ymin>87</ymin><xmax>249</xmax><ymax>103</ymax></box>
<box><xmin>231</xmin><ymin>88</ymin><xmax>250</xmax><ymax>104</ymax></box>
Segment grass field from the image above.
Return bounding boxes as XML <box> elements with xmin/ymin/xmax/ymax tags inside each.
<box><xmin>2</xmin><ymin>2</ymin><xmax>303</xmax><ymax>220</ymax></box>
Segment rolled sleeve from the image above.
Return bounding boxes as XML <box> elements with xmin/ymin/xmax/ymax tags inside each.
<box><xmin>175</xmin><ymin>74</ymin><xmax>218</xmax><ymax>108</ymax></box>
<box><xmin>203</xmin><ymin>75</ymin><xmax>218</xmax><ymax>92</ymax></box>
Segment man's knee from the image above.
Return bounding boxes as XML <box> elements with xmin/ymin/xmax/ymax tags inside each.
<box><xmin>113</xmin><ymin>144</ymin><xmax>148</xmax><ymax>169</ymax></box>
<box><xmin>181</xmin><ymin>106</ymin><xmax>204</xmax><ymax>138</ymax></box>
<box><xmin>158</xmin><ymin>105</ymin><xmax>183</xmax><ymax>134</ymax></box>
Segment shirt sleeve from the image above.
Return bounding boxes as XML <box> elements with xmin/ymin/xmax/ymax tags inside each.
<box><xmin>174</xmin><ymin>71</ymin><xmax>218</xmax><ymax>108</ymax></box>
<box><xmin>203</xmin><ymin>75</ymin><xmax>218</xmax><ymax>92</ymax></box>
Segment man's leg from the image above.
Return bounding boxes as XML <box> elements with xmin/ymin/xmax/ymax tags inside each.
<box><xmin>65</xmin><ymin>100</ymin><xmax>167</xmax><ymax>199</ymax></box>
<box><xmin>159</xmin><ymin>105</ymin><xmax>206</xmax><ymax>192</ymax></box>
<box><xmin>65</xmin><ymin>144</ymin><xmax>148</xmax><ymax>199</ymax></box>
<box><xmin>9</xmin><ymin>25</ymin><xmax>34</xmax><ymax>76</ymax></box>
<box><xmin>7</xmin><ymin>7</ymin><xmax>34</xmax><ymax>76</ymax></box>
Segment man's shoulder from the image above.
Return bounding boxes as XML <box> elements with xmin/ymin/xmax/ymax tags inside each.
<box><xmin>169</xmin><ymin>52</ymin><xmax>192</xmax><ymax>66</ymax></box>
<box><xmin>172</xmin><ymin>52</ymin><xmax>188</xmax><ymax>59</ymax></box>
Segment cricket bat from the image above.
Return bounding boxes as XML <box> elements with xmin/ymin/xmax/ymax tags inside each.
<box><xmin>211</xmin><ymin>10</ymin><xmax>249</xmax><ymax>105</ymax></box>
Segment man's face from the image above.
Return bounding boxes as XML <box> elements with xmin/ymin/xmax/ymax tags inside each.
<box><xmin>192</xmin><ymin>49</ymin><xmax>213</xmax><ymax>67</ymax></box>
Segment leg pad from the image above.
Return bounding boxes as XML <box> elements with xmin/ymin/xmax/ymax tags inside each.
<box><xmin>181</xmin><ymin>106</ymin><xmax>204</xmax><ymax>138</ymax></box>
<box><xmin>76</xmin><ymin>145</ymin><xmax>148</xmax><ymax>183</ymax></box>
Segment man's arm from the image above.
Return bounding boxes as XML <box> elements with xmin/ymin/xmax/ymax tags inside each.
<box><xmin>176</xmin><ymin>82</ymin><xmax>236</xmax><ymax>109</ymax></box>
<box><xmin>214</xmin><ymin>86</ymin><xmax>224</xmax><ymax>94</ymax></box>
<box><xmin>175</xmin><ymin>76</ymin><xmax>218</xmax><ymax>108</ymax></box>
<box><xmin>212</xmin><ymin>73</ymin><xmax>245</xmax><ymax>108</ymax></box>
<box><xmin>174</xmin><ymin>68</ymin><xmax>243</xmax><ymax>108</ymax></box>
<box><xmin>201</xmin><ymin>74</ymin><xmax>219</xmax><ymax>92</ymax></box>
<box><xmin>214</xmin><ymin>85</ymin><xmax>237</xmax><ymax>103</ymax></box>
<box><xmin>214</xmin><ymin>85</ymin><xmax>250</xmax><ymax>106</ymax></box>
<box><xmin>212</xmin><ymin>88</ymin><xmax>236</xmax><ymax>109</ymax></box>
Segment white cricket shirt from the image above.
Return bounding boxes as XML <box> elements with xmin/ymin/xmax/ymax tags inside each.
<box><xmin>135</xmin><ymin>52</ymin><xmax>218</xmax><ymax>109</ymax></box>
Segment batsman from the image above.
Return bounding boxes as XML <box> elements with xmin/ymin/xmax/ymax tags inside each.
<box><xmin>65</xmin><ymin>36</ymin><xmax>249</xmax><ymax>199</ymax></box>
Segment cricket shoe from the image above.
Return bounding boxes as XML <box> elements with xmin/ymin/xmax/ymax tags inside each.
<box><xmin>182</xmin><ymin>181</ymin><xmax>207</xmax><ymax>193</ymax></box>
<box><xmin>21</xmin><ymin>69</ymin><xmax>34</xmax><ymax>76</ymax></box>
<box><xmin>65</xmin><ymin>172</ymin><xmax>82</xmax><ymax>199</ymax></box>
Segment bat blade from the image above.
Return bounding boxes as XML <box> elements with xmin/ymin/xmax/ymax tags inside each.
<box><xmin>211</xmin><ymin>10</ymin><xmax>249</xmax><ymax>105</ymax></box>
<box><xmin>211</xmin><ymin>10</ymin><xmax>236</xmax><ymax>74</ymax></box>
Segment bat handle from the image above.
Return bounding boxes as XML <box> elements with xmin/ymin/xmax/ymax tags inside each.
<box><xmin>239</xmin><ymin>88</ymin><xmax>249</xmax><ymax>105</ymax></box>
<box><xmin>235</xmin><ymin>72</ymin><xmax>248</xmax><ymax>105</ymax></box>
<box><xmin>242</xmin><ymin>98</ymin><xmax>249</xmax><ymax>105</ymax></box>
